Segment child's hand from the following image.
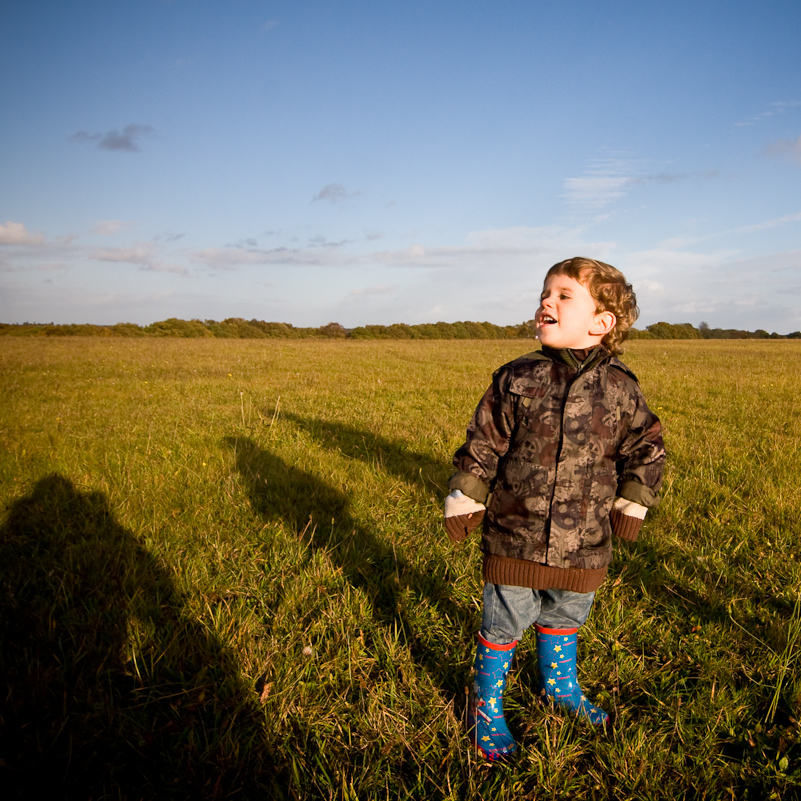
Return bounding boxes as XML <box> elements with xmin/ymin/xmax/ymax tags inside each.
<box><xmin>443</xmin><ymin>490</ymin><xmax>486</xmax><ymax>542</ymax></box>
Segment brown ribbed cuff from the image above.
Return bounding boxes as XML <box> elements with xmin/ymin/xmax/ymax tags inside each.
<box><xmin>610</xmin><ymin>508</ymin><xmax>643</xmax><ymax>542</ymax></box>
<box><xmin>482</xmin><ymin>554</ymin><xmax>608</xmax><ymax>593</ymax></box>
<box><xmin>444</xmin><ymin>511</ymin><xmax>484</xmax><ymax>542</ymax></box>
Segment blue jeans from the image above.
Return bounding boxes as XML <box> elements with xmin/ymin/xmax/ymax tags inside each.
<box><xmin>480</xmin><ymin>583</ymin><xmax>595</xmax><ymax>645</ymax></box>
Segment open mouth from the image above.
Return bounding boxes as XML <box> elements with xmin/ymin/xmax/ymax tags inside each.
<box><xmin>539</xmin><ymin>314</ymin><xmax>557</xmax><ymax>326</ymax></box>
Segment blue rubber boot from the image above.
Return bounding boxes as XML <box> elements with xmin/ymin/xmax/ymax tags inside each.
<box><xmin>467</xmin><ymin>634</ymin><xmax>518</xmax><ymax>760</ymax></box>
<box><xmin>535</xmin><ymin>625</ymin><xmax>609</xmax><ymax>727</ymax></box>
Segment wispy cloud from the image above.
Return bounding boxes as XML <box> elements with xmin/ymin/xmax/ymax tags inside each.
<box><xmin>155</xmin><ymin>231</ymin><xmax>185</xmax><ymax>243</ymax></box>
<box><xmin>345</xmin><ymin>285</ymin><xmax>397</xmax><ymax>302</ymax></box>
<box><xmin>657</xmin><ymin>210</ymin><xmax>801</xmax><ymax>249</ymax></box>
<box><xmin>620</xmin><ymin>246</ymin><xmax>801</xmax><ymax>331</ymax></box>
<box><xmin>0</xmin><ymin>221</ymin><xmax>46</xmax><ymax>246</ymax></box>
<box><xmin>228</xmin><ymin>238</ymin><xmax>260</xmax><ymax>249</ymax></box>
<box><xmin>563</xmin><ymin>158</ymin><xmax>719</xmax><ymax>210</ymax></box>
<box><xmin>307</xmin><ymin>235</ymin><xmax>352</xmax><ymax>248</ymax></box>
<box><xmin>312</xmin><ymin>183</ymin><xmax>359</xmax><ymax>204</ymax></box>
<box><xmin>735</xmin><ymin>101</ymin><xmax>801</xmax><ymax>127</ymax></box>
<box><xmin>562</xmin><ymin>157</ymin><xmax>637</xmax><ymax>208</ymax></box>
<box><xmin>189</xmin><ymin>224</ymin><xmax>610</xmax><ymax>273</ymax></box>
<box><xmin>91</xmin><ymin>243</ymin><xmax>157</xmax><ymax>264</ymax></box>
<box><xmin>92</xmin><ymin>220</ymin><xmax>130</xmax><ymax>236</ymax></box>
<box><xmin>69</xmin><ymin>124</ymin><xmax>156</xmax><ymax>153</ymax></box>
<box><xmin>734</xmin><ymin>210</ymin><xmax>801</xmax><ymax>233</ymax></box>
<box><xmin>563</xmin><ymin>175</ymin><xmax>631</xmax><ymax>209</ymax></box>
<box><xmin>629</xmin><ymin>171</ymin><xmax>719</xmax><ymax>186</ymax></box>
<box><xmin>190</xmin><ymin>246</ymin><xmax>340</xmax><ymax>269</ymax></box>
<box><xmin>764</xmin><ymin>134</ymin><xmax>801</xmax><ymax>164</ymax></box>
<box><xmin>90</xmin><ymin>242</ymin><xmax>187</xmax><ymax>274</ymax></box>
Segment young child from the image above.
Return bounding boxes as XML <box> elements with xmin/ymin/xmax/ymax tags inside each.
<box><xmin>444</xmin><ymin>257</ymin><xmax>665</xmax><ymax>760</ymax></box>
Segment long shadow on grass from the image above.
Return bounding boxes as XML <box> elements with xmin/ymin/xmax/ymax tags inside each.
<box><xmin>225</xmin><ymin>436</ymin><xmax>473</xmax><ymax>695</ymax></box>
<box><xmin>277</xmin><ymin>410</ymin><xmax>447</xmax><ymax>499</ymax></box>
<box><xmin>275</xmin><ymin>414</ymin><xmax>798</xmax><ymax>716</ymax></box>
<box><xmin>0</xmin><ymin>474</ymin><xmax>278</xmax><ymax>800</ymax></box>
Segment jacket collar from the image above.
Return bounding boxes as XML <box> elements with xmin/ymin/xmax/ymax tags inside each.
<box><xmin>540</xmin><ymin>344</ymin><xmax>609</xmax><ymax>373</ymax></box>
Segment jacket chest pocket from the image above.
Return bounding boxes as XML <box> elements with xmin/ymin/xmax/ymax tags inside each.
<box><xmin>512</xmin><ymin>388</ymin><xmax>562</xmax><ymax>439</ymax></box>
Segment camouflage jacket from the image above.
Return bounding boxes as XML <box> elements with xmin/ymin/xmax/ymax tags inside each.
<box><xmin>449</xmin><ymin>346</ymin><xmax>665</xmax><ymax>592</ymax></box>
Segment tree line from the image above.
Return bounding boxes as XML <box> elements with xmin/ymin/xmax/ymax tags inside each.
<box><xmin>1</xmin><ymin>318</ymin><xmax>799</xmax><ymax>340</ymax></box>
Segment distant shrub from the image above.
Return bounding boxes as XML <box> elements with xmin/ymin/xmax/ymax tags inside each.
<box><xmin>319</xmin><ymin>322</ymin><xmax>348</xmax><ymax>339</ymax></box>
<box><xmin>0</xmin><ymin>317</ymin><xmax>796</xmax><ymax>340</ymax></box>
<box><xmin>645</xmin><ymin>322</ymin><xmax>700</xmax><ymax>340</ymax></box>
<box><xmin>628</xmin><ymin>327</ymin><xmax>651</xmax><ymax>340</ymax></box>
<box><xmin>248</xmin><ymin>320</ymin><xmax>307</xmax><ymax>338</ymax></box>
<box><xmin>145</xmin><ymin>318</ymin><xmax>213</xmax><ymax>338</ymax></box>
<box><xmin>204</xmin><ymin>318</ymin><xmax>270</xmax><ymax>338</ymax></box>
<box><xmin>110</xmin><ymin>323</ymin><xmax>146</xmax><ymax>337</ymax></box>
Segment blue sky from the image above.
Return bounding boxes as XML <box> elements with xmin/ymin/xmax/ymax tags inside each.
<box><xmin>2</xmin><ymin>0</ymin><xmax>800</xmax><ymax>332</ymax></box>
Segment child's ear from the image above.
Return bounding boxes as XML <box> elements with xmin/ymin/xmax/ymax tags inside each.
<box><xmin>590</xmin><ymin>311</ymin><xmax>616</xmax><ymax>336</ymax></box>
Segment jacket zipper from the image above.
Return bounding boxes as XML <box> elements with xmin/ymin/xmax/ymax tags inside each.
<box><xmin>543</xmin><ymin>366</ymin><xmax>581</xmax><ymax>562</ymax></box>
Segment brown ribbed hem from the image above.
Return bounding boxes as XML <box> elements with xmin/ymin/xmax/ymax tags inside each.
<box><xmin>482</xmin><ymin>554</ymin><xmax>608</xmax><ymax>593</ymax></box>
<box><xmin>610</xmin><ymin>508</ymin><xmax>643</xmax><ymax>542</ymax></box>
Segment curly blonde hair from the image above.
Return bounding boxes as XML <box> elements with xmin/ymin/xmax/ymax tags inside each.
<box><xmin>545</xmin><ymin>257</ymin><xmax>639</xmax><ymax>355</ymax></box>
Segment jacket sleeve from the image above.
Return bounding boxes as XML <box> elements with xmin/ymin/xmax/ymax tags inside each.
<box><xmin>448</xmin><ymin>368</ymin><xmax>517</xmax><ymax>504</ymax></box>
<box><xmin>615</xmin><ymin>384</ymin><xmax>666</xmax><ymax>510</ymax></box>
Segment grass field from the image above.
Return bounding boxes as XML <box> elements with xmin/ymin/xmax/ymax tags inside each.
<box><xmin>1</xmin><ymin>337</ymin><xmax>800</xmax><ymax>800</ymax></box>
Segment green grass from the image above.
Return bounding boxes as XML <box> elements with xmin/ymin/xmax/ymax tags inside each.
<box><xmin>1</xmin><ymin>338</ymin><xmax>800</xmax><ymax>799</ymax></box>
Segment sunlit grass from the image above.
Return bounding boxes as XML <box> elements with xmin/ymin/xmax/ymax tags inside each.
<box><xmin>1</xmin><ymin>338</ymin><xmax>800</xmax><ymax>798</ymax></box>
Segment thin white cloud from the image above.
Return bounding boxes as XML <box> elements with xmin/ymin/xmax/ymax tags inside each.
<box><xmin>190</xmin><ymin>225</ymin><xmax>611</xmax><ymax>273</ymax></box>
<box><xmin>619</xmin><ymin>247</ymin><xmax>801</xmax><ymax>331</ymax></box>
<box><xmin>0</xmin><ymin>221</ymin><xmax>46</xmax><ymax>246</ymax></box>
<box><xmin>191</xmin><ymin>246</ymin><xmax>345</xmax><ymax>269</ymax></box>
<box><xmin>630</xmin><ymin>171</ymin><xmax>719</xmax><ymax>186</ymax></box>
<box><xmin>148</xmin><ymin>262</ymin><xmax>188</xmax><ymax>275</ymax></box>
<box><xmin>561</xmin><ymin>155</ymin><xmax>643</xmax><ymax>209</ymax></box>
<box><xmin>563</xmin><ymin>158</ymin><xmax>719</xmax><ymax>210</ymax></box>
<box><xmin>155</xmin><ymin>231</ymin><xmax>185</xmax><ymax>243</ymax></box>
<box><xmin>92</xmin><ymin>243</ymin><xmax>158</xmax><ymax>264</ymax></box>
<box><xmin>90</xmin><ymin>242</ymin><xmax>188</xmax><ymax>275</ymax></box>
<box><xmin>657</xmin><ymin>210</ymin><xmax>801</xmax><ymax>250</ymax></box>
<box><xmin>92</xmin><ymin>220</ymin><xmax>129</xmax><ymax>236</ymax></box>
<box><xmin>563</xmin><ymin>175</ymin><xmax>632</xmax><ymax>209</ymax></box>
<box><xmin>735</xmin><ymin>101</ymin><xmax>801</xmax><ymax>127</ymax></box>
<box><xmin>345</xmin><ymin>285</ymin><xmax>397</xmax><ymax>302</ymax></box>
<box><xmin>735</xmin><ymin>210</ymin><xmax>801</xmax><ymax>233</ymax></box>
<box><xmin>307</xmin><ymin>235</ymin><xmax>352</xmax><ymax>248</ymax></box>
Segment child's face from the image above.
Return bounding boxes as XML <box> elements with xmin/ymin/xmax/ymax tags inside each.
<box><xmin>536</xmin><ymin>273</ymin><xmax>612</xmax><ymax>350</ymax></box>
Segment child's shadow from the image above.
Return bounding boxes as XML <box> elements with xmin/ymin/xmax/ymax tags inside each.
<box><xmin>224</xmin><ymin>433</ymin><xmax>473</xmax><ymax>692</ymax></box>
<box><xmin>278</xmin><ymin>410</ymin><xmax>445</xmax><ymax>498</ymax></box>
<box><xmin>0</xmin><ymin>474</ymin><xmax>275</xmax><ymax>799</ymax></box>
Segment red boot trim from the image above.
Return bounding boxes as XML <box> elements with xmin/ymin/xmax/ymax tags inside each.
<box><xmin>535</xmin><ymin>624</ymin><xmax>578</xmax><ymax>635</ymax></box>
<box><xmin>476</xmin><ymin>632</ymin><xmax>518</xmax><ymax>651</ymax></box>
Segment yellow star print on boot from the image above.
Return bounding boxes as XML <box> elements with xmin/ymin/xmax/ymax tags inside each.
<box><xmin>535</xmin><ymin>624</ymin><xmax>609</xmax><ymax>727</ymax></box>
<box><xmin>467</xmin><ymin>634</ymin><xmax>518</xmax><ymax>760</ymax></box>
